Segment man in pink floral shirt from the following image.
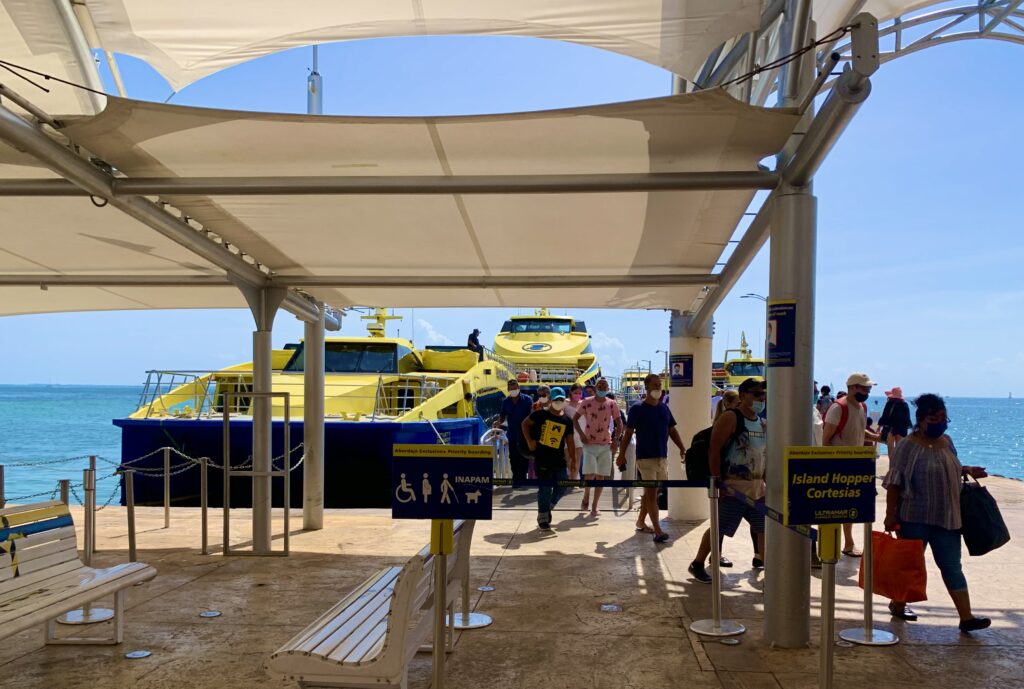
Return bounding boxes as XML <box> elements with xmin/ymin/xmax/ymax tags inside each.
<box><xmin>574</xmin><ymin>378</ymin><xmax>622</xmax><ymax>516</ymax></box>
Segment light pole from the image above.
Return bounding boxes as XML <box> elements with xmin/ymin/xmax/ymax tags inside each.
<box><xmin>655</xmin><ymin>349</ymin><xmax>669</xmax><ymax>374</ymax></box>
<box><xmin>740</xmin><ymin>293</ymin><xmax>768</xmax><ymax>357</ymax></box>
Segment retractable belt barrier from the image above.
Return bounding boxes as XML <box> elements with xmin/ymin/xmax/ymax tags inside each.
<box><xmin>493</xmin><ymin>477</ymin><xmax>818</xmax><ymax>543</ymax></box>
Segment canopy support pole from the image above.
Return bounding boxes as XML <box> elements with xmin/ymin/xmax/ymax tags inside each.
<box><xmin>763</xmin><ymin>0</ymin><xmax>816</xmax><ymax>650</ymax></box>
<box><xmin>233</xmin><ymin>281</ymin><xmax>286</xmax><ymax>554</ymax></box>
<box><xmin>667</xmin><ymin>312</ymin><xmax>712</xmax><ymax>521</ymax></box>
<box><xmin>302</xmin><ymin>304</ymin><xmax>326</xmax><ymax>530</ymax></box>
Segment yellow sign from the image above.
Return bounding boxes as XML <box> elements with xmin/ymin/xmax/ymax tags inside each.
<box><xmin>392</xmin><ymin>444</ymin><xmax>493</xmax><ymax>458</ymax></box>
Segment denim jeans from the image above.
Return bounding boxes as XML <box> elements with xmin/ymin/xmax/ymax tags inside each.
<box><xmin>536</xmin><ymin>465</ymin><xmax>568</xmax><ymax>526</ymax></box>
<box><xmin>899</xmin><ymin>520</ymin><xmax>968</xmax><ymax>592</ymax></box>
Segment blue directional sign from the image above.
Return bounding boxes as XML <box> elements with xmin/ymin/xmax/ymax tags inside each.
<box><xmin>782</xmin><ymin>447</ymin><xmax>876</xmax><ymax>526</ymax></box>
<box><xmin>767</xmin><ymin>300</ymin><xmax>797</xmax><ymax>368</ymax></box>
<box><xmin>391</xmin><ymin>444</ymin><xmax>493</xmax><ymax>520</ymax></box>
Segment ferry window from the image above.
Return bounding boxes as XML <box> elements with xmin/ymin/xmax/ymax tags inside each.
<box><xmin>283</xmin><ymin>344</ymin><xmax>305</xmax><ymax>372</ymax></box>
<box><xmin>511</xmin><ymin>319</ymin><xmax>572</xmax><ymax>334</ymax></box>
<box><xmin>500</xmin><ymin>320</ymin><xmax>513</xmax><ymax>333</ymax></box>
<box><xmin>573</xmin><ymin>321</ymin><xmax>587</xmax><ymax>333</ymax></box>
<box><xmin>397</xmin><ymin>346</ymin><xmax>422</xmax><ymax>373</ymax></box>
<box><xmin>729</xmin><ymin>362</ymin><xmax>765</xmax><ymax>378</ymax></box>
<box><xmin>314</xmin><ymin>343</ymin><xmax>399</xmax><ymax>373</ymax></box>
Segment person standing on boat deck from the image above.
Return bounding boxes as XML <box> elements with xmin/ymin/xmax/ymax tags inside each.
<box><xmin>617</xmin><ymin>373</ymin><xmax>685</xmax><ymax>543</ymax></box>
<box><xmin>466</xmin><ymin>329</ymin><xmax>484</xmax><ymax>361</ymax></box>
<box><xmin>879</xmin><ymin>387</ymin><xmax>912</xmax><ymax>457</ymax></box>
<box><xmin>522</xmin><ymin>387</ymin><xmax>576</xmax><ymax>531</ymax></box>
<box><xmin>688</xmin><ymin>378</ymin><xmax>767</xmax><ymax>583</ymax></box>
<box><xmin>575</xmin><ymin>378</ymin><xmax>621</xmax><ymax>517</ymax></box>
<box><xmin>883</xmin><ymin>393</ymin><xmax>991</xmax><ymax>632</ymax></box>
<box><xmin>496</xmin><ymin>380</ymin><xmax>533</xmax><ymax>482</ymax></box>
<box><xmin>823</xmin><ymin>372</ymin><xmax>882</xmax><ymax>557</ymax></box>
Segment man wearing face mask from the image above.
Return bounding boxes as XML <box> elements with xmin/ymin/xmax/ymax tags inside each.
<box><xmin>688</xmin><ymin>378</ymin><xmax>767</xmax><ymax>583</ymax></box>
<box><xmin>574</xmin><ymin>378</ymin><xmax>622</xmax><ymax>516</ymax></box>
<box><xmin>522</xmin><ymin>387</ymin><xmax>576</xmax><ymax>531</ymax></box>
<box><xmin>532</xmin><ymin>385</ymin><xmax>551</xmax><ymax>412</ymax></box>
<box><xmin>497</xmin><ymin>380</ymin><xmax>534</xmax><ymax>482</ymax></box>
<box><xmin>617</xmin><ymin>373</ymin><xmax>686</xmax><ymax>543</ymax></box>
<box><xmin>823</xmin><ymin>372</ymin><xmax>882</xmax><ymax>557</ymax></box>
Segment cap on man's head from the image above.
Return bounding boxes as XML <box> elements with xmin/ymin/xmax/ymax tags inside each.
<box><xmin>846</xmin><ymin>372</ymin><xmax>875</xmax><ymax>387</ymax></box>
<box><xmin>738</xmin><ymin>378</ymin><xmax>765</xmax><ymax>393</ymax></box>
<box><xmin>473</xmin><ymin>328</ymin><xmax>481</xmax><ymax>334</ymax></box>
<box><xmin>550</xmin><ymin>387</ymin><xmax>567</xmax><ymax>401</ymax></box>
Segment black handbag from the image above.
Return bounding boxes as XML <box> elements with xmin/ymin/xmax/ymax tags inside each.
<box><xmin>960</xmin><ymin>476</ymin><xmax>1011</xmax><ymax>556</ymax></box>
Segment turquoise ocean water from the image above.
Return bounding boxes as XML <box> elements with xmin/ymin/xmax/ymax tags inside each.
<box><xmin>0</xmin><ymin>385</ymin><xmax>1022</xmax><ymax>504</ymax></box>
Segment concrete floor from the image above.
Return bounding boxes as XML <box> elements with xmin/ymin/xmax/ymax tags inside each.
<box><xmin>2</xmin><ymin>471</ymin><xmax>1022</xmax><ymax>689</ymax></box>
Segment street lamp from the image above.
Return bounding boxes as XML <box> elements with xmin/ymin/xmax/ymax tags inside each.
<box><xmin>655</xmin><ymin>349</ymin><xmax>669</xmax><ymax>374</ymax></box>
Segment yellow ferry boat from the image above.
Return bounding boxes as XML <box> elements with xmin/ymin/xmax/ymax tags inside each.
<box><xmin>711</xmin><ymin>332</ymin><xmax>765</xmax><ymax>390</ymax></box>
<box><xmin>491</xmin><ymin>308</ymin><xmax>600</xmax><ymax>392</ymax></box>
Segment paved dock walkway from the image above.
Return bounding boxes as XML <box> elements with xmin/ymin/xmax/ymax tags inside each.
<box><xmin>2</xmin><ymin>470</ymin><xmax>1021</xmax><ymax>689</ymax></box>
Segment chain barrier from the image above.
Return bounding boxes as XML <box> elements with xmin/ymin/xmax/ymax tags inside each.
<box><xmin>0</xmin><ymin>454</ymin><xmax>94</xmax><ymax>468</ymax></box>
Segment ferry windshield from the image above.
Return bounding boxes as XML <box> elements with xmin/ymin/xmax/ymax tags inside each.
<box><xmin>728</xmin><ymin>361</ymin><xmax>765</xmax><ymax>378</ymax></box>
<box><xmin>509</xmin><ymin>319</ymin><xmax>572</xmax><ymax>334</ymax></box>
<box><xmin>284</xmin><ymin>343</ymin><xmax>398</xmax><ymax>373</ymax></box>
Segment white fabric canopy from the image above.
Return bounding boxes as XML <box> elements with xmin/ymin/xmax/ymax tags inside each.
<box><xmin>82</xmin><ymin>0</ymin><xmax>761</xmax><ymax>88</ymax></box>
<box><xmin>815</xmin><ymin>1</ymin><xmax>939</xmax><ymax>37</ymax></box>
<box><xmin>0</xmin><ymin>1</ymin><xmax>99</xmax><ymax>115</ymax></box>
<box><xmin>0</xmin><ymin>89</ymin><xmax>795</xmax><ymax>312</ymax></box>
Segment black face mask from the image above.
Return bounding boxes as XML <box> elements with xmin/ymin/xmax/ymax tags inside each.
<box><xmin>854</xmin><ymin>392</ymin><xmax>869</xmax><ymax>403</ymax></box>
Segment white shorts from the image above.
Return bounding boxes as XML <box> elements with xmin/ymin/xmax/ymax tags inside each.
<box><xmin>582</xmin><ymin>444</ymin><xmax>613</xmax><ymax>476</ymax></box>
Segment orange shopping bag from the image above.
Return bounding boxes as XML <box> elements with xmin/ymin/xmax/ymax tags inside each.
<box><xmin>858</xmin><ymin>530</ymin><xmax>928</xmax><ymax>603</ymax></box>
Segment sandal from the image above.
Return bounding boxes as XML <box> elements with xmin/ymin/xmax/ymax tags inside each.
<box><xmin>842</xmin><ymin>548</ymin><xmax>863</xmax><ymax>558</ymax></box>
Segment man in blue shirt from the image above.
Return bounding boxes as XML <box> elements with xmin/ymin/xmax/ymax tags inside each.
<box><xmin>497</xmin><ymin>379</ymin><xmax>533</xmax><ymax>481</ymax></box>
<box><xmin>617</xmin><ymin>373</ymin><xmax>686</xmax><ymax>543</ymax></box>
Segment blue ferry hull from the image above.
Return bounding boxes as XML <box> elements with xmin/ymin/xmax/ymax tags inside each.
<box><xmin>113</xmin><ymin>417</ymin><xmax>485</xmax><ymax>508</ymax></box>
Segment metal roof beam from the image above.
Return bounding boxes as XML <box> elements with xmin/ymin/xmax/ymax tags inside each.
<box><xmin>0</xmin><ymin>171</ymin><xmax>780</xmax><ymax>196</ymax></box>
<box><xmin>0</xmin><ymin>273</ymin><xmax>719</xmax><ymax>289</ymax></box>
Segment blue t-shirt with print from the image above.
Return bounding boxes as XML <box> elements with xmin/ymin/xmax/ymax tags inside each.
<box><xmin>500</xmin><ymin>393</ymin><xmax>533</xmax><ymax>440</ymax></box>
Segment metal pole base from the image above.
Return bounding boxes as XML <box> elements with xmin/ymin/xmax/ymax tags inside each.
<box><xmin>56</xmin><ymin>607</ymin><xmax>115</xmax><ymax>625</ymax></box>
<box><xmin>447</xmin><ymin>612</ymin><xmax>493</xmax><ymax>630</ymax></box>
<box><xmin>838</xmin><ymin>627</ymin><xmax>898</xmax><ymax>646</ymax></box>
<box><xmin>689</xmin><ymin>618</ymin><xmax>746</xmax><ymax>637</ymax></box>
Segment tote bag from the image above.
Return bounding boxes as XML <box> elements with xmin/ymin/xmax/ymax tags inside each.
<box><xmin>960</xmin><ymin>477</ymin><xmax>1011</xmax><ymax>556</ymax></box>
<box><xmin>859</xmin><ymin>530</ymin><xmax>928</xmax><ymax>603</ymax></box>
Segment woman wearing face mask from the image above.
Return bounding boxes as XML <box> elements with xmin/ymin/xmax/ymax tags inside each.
<box><xmin>882</xmin><ymin>394</ymin><xmax>990</xmax><ymax>632</ymax></box>
<box><xmin>565</xmin><ymin>384</ymin><xmax>585</xmax><ymax>480</ymax></box>
<box><xmin>532</xmin><ymin>385</ymin><xmax>551</xmax><ymax>412</ymax></box>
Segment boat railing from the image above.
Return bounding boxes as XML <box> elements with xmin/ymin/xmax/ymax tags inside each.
<box><xmin>135</xmin><ymin>370</ymin><xmax>460</xmax><ymax>420</ymax></box>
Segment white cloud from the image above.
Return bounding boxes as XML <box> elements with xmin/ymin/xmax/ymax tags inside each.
<box><xmin>416</xmin><ymin>318</ymin><xmax>455</xmax><ymax>346</ymax></box>
<box><xmin>590</xmin><ymin>331</ymin><xmax>629</xmax><ymax>375</ymax></box>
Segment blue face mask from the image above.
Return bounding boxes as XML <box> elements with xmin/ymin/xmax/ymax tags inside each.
<box><xmin>924</xmin><ymin>421</ymin><xmax>948</xmax><ymax>438</ymax></box>
<box><xmin>751</xmin><ymin>400</ymin><xmax>766</xmax><ymax>414</ymax></box>
<box><xmin>596</xmin><ymin>390</ymin><xmax>608</xmax><ymax>398</ymax></box>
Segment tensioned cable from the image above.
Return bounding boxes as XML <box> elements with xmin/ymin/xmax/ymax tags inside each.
<box><xmin>720</xmin><ymin>25</ymin><xmax>852</xmax><ymax>88</ymax></box>
<box><xmin>0</xmin><ymin>58</ymin><xmax>108</xmax><ymax>98</ymax></box>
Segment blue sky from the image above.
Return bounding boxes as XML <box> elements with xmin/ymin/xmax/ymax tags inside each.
<box><xmin>1</xmin><ymin>33</ymin><xmax>1021</xmax><ymax>397</ymax></box>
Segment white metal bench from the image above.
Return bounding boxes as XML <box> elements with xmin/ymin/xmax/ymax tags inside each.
<box><xmin>0</xmin><ymin>500</ymin><xmax>157</xmax><ymax>645</ymax></box>
<box><xmin>267</xmin><ymin>519</ymin><xmax>476</xmax><ymax>688</ymax></box>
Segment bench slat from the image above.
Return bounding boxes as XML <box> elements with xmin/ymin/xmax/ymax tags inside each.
<box><xmin>0</xmin><ymin>501</ymin><xmax>64</xmax><ymax>519</ymax></box>
<box><xmin>0</xmin><ymin>563</ymin><xmax>153</xmax><ymax>622</ymax></box>
<box><xmin>6</xmin><ymin>530</ymin><xmax>77</xmax><ymax>565</ymax></box>
<box><xmin>320</xmin><ymin>595</ymin><xmax>392</xmax><ymax>662</ymax></box>
<box><xmin>0</xmin><ymin>514</ymin><xmax>74</xmax><ymax>543</ymax></box>
<box><xmin>285</xmin><ymin>567</ymin><xmax>401</xmax><ymax>653</ymax></box>
<box><xmin>0</xmin><ymin>559</ymin><xmax>83</xmax><ymax>597</ymax></box>
<box><xmin>341</xmin><ymin>618</ymin><xmax>388</xmax><ymax>665</ymax></box>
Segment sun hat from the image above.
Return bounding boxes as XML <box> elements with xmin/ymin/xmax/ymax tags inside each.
<box><xmin>885</xmin><ymin>387</ymin><xmax>904</xmax><ymax>399</ymax></box>
<box><xmin>846</xmin><ymin>372</ymin><xmax>876</xmax><ymax>387</ymax></box>
<box><xmin>550</xmin><ymin>387</ymin><xmax>567</xmax><ymax>401</ymax></box>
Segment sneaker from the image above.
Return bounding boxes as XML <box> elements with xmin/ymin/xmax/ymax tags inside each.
<box><xmin>653</xmin><ymin>532</ymin><xmax>670</xmax><ymax>544</ymax></box>
<box><xmin>959</xmin><ymin>617</ymin><xmax>991</xmax><ymax>633</ymax></box>
<box><xmin>752</xmin><ymin>557</ymin><xmax>764</xmax><ymax>569</ymax></box>
<box><xmin>688</xmin><ymin>561</ymin><xmax>712</xmax><ymax>584</ymax></box>
<box><xmin>539</xmin><ymin>522</ymin><xmax>552</xmax><ymax>531</ymax></box>
<box><xmin>719</xmin><ymin>556</ymin><xmax>733</xmax><ymax>568</ymax></box>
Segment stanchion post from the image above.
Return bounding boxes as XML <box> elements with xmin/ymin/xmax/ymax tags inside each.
<box><xmin>839</xmin><ymin>522</ymin><xmax>898</xmax><ymax>645</ymax></box>
<box><xmin>689</xmin><ymin>478</ymin><xmax>745</xmax><ymax>637</ymax></box>
<box><xmin>431</xmin><ymin>519</ymin><xmax>453</xmax><ymax>689</ymax></box>
<box><xmin>89</xmin><ymin>456</ymin><xmax>98</xmax><ymax>554</ymax></box>
<box><xmin>201</xmin><ymin>458</ymin><xmax>209</xmax><ymax>555</ymax></box>
<box><xmin>83</xmin><ymin>466</ymin><xmax>95</xmax><ymax>566</ymax></box>
<box><xmin>163</xmin><ymin>447</ymin><xmax>171</xmax><ymax>529</ymax></box>
<box><xmin>59</xmin><ymin>479</ymin><xmax>70</xmax><ymax>505</ymax></box>
<box><xmin>0</xmin><ymin>464</ymin><xmax>5</xmax><ymax>508</ymax></box>
<box><xmin>124</xmin><ymin>469</ymin><xmax>137</xmax><ymax>562</ymax></box>
<box><xmin>818</xmin><ymin>524</ymin><xmax>841</xmax><ymax>689</ymax></box>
